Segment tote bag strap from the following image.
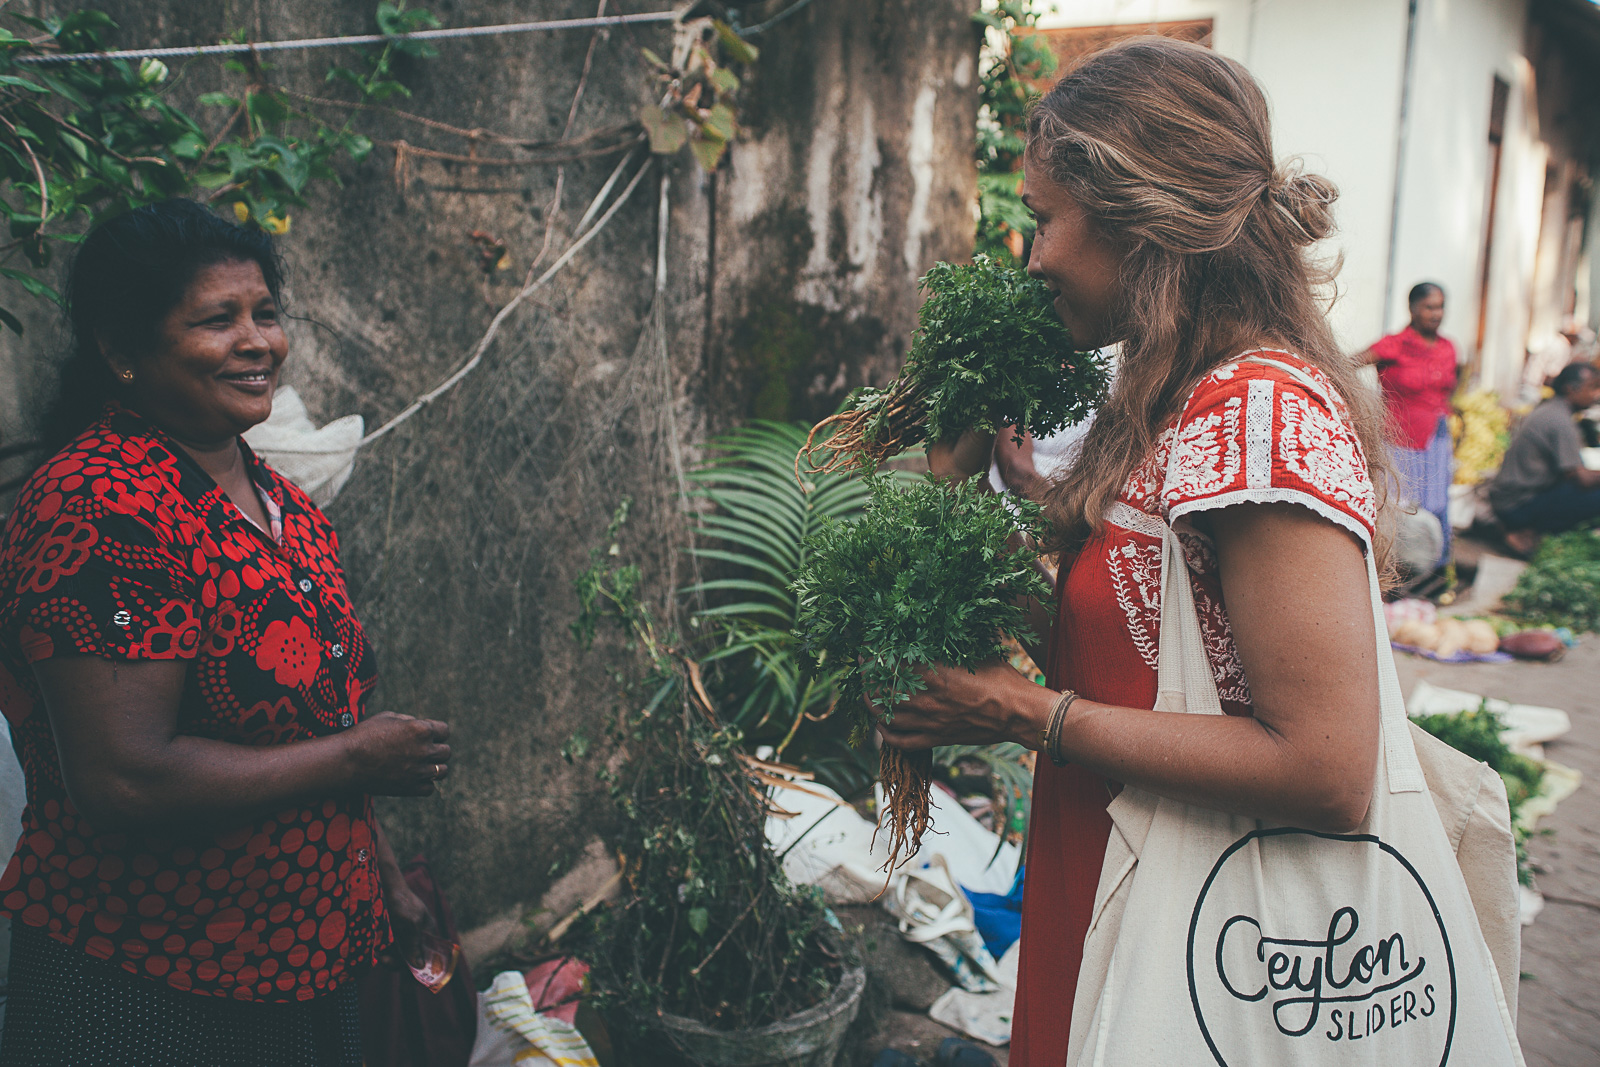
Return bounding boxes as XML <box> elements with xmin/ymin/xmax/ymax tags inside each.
<box><xmin>1366</xmin><ymin>551</ymin><xmax>1426</xmax><ymax>792</ymax></box>
<box><xmin>1154</xmin><ymin>525</ymin><xmax>1224</xmax><ymax>716</ymax></box>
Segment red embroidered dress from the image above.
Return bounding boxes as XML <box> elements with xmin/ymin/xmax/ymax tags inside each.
<box><xmin>0</xmin><ymin>405</ymin><xmax>389</xmax><ymax>1002</ymax></box>
<box><xmin>1009</xmin><ymin>353</ymin><xmax>1378</xmax><ymax>1064</ymax></box>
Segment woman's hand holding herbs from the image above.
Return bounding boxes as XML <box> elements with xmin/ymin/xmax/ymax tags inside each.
<box><xmin>927</xmin><ymin>428</ymin><xmax>997</xmax><ymax>482</ymax></box>
<box><xmin>874</xmin><ymin>658</ymin><xmax>1059</xmax><ymax>751</ymax></box>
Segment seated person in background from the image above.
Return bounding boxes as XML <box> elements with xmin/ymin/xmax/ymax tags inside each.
<box><xmin>1489</xmin><ymin>362</ymin><xmax>1600</xmax><ymax>556</ymax></box>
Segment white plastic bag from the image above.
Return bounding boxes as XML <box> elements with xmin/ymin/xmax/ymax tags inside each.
<box><xmin>885</xmin><ymin>854</ymin><xmax>1003</xmax><ymax>994</ymax></box>
<box><xmin>244</xmin><ymin>386</ymin><xmax>364</xmax><ymax>506</ymax></box>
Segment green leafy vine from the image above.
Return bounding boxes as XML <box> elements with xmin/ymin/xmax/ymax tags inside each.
<box><xmin>0</xmin><ymin>3</ymin><xmax>437</xmax><ymax>333</ymax></box>
<box><xmin>972</xmin><ymin>0</ymin><xmax>1056</xmax><ymax>265</ymax></box>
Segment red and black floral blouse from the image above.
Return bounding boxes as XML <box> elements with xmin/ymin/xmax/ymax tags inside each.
<box><xmin>0</xmin><ymin>404</ymin><xmax>389</xmax><ymax>1001</ymax></box>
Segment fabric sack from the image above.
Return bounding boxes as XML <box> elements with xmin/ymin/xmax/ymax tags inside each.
<box><xmin>1066</xmin><ymin>509</ymin><xmax>1524</xmax><ymax>1065</ymax></box>
<box><xmin>887</xmin><ymin>855</ymin><xmax>1005</xmax><ymax>994</ymax></box>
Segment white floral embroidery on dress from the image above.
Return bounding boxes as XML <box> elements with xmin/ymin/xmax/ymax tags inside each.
<box><xmin>1196</xmin><ymin>585</ymin><xmax>1252</xmax><ymax>704</ymax></box>
<box><xmin>1278</xmin><ymin>391</ymin><xmax>1378</xmax><ymax>526</ymax></box>
<box><xmin>1121</xmin><ymin>426</ymin><xmax>1175</xmax><ymax>514</ymax></box>
<box><xmin>1165</xmin><ymin>398</ymin><xmax>1242</xmax><ymax>502</ymax></box>
<box><xmin>1107</xmin><ymin>536</ymin><xmax>1163</xmax><ymax>669</ymax></box>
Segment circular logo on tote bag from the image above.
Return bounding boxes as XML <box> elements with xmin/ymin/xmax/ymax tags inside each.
<box><xmin>1186</xmin><ymin>828</ymin><xmax>1457</xmax><ymax>1067</ymax></box>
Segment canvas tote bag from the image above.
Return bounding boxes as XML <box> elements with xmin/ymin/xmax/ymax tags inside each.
<box><xmin>1064</xmin><ymin>512</ymin><xmax>1524</xmax><ymax>1066</ymax></box>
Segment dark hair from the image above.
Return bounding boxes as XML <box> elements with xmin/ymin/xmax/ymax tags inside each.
<box><xmin>1408</xmin><ymin>282</ymin><xmax>1443</xmax><ymax>306</ymax></box>
<box><xmin>1552</xmin><ymin>362</ymin><xmax>1597</xmax><ymax>396</ymax></box>
<box><xmin>42</xmin><ymin>198</ymin><xmax>286</xmax><ymax>450</ymax></box>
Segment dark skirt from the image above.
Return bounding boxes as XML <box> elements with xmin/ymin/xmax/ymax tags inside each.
<box><xmin>0</xmin><ymin>922</ymin><xmax>362</xmax><ymax>1067</ymax></box>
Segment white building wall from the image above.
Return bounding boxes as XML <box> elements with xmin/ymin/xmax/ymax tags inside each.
<box><xmin>1467</xmin><ymin>52</ymin><xmax>1545</xmax><ymax>398</ymax></box>
<box><xmin>1387</xmin><ymin>0</ymin><xmax>1529</xmax><ymax>388</ymax></box>
<box><xmin>1037</xmin><ymin>0</ymin><xmax>1533</xmax><ymax>376</ymax></box>
<box><xmin>1242</xmin><ymin>0</ymin><xmax>1411</xmax><ymax>350</ymax></box>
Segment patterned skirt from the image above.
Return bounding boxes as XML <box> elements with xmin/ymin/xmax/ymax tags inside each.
<box><xmin>0</xmin><ymin>922</ymin><xmax>362</xmax><ymax>1067</ymax></box>
<box><xmin>1394</xmin><ymin>414</ymin><xmax>1454</xmax><ymax>569</ymax></box>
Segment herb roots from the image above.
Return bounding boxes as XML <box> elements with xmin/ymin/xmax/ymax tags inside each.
<box><xmin>877</xmin><ymin>745</ymin><xmax>933</xmax><ymax>872</ymax></box>
<box><xmin>797</xmin><ymin>381</ymin><xmax>927</xmax><ymax>478</ymax></box>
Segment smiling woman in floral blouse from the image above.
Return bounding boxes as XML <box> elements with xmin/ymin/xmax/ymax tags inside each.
<box><xmin>0</xmin><ymin>199</ymin><xmax>450</xmax><ymax>1066</ymax></box>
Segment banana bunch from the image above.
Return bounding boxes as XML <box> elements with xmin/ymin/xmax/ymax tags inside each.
<box><xmin>1450</xmin><ymin>388</ymin><xmax>1511</xmax><ymax>485</ymax></box>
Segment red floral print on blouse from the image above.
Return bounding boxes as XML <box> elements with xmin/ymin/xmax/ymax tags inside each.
<box><xmin>0</xmin><ymin>405</ymin><xmax>388</xmax><ymax>1002</ymax></box>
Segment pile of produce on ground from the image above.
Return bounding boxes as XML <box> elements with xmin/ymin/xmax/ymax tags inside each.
<box><xmin>1389</xmin><ymin>615</ymin><xmax>1502</xmax><ymax>659</ymax></box>
<box><xmin>1385</xmin><ymin>599</ymin><xmax>1571</xmax><ymax>662</ymax></box>
<box><xmin>1501</xmin><ymin>524</ymin><xmax>1600</xmax><ymax>635</ymax></box>
<box><xmin>798</xmin><ymin>255</ymin><xmax>1108</xmax><ymax>475</ymax></box>
<box><xmin>1411</xmin><ymin>702</ymin><xmax>1547</xmax><ymax>884</ymax></box>
<box><xmin>792</xmin><ymin>474</ymin><xmax>1051</xmax><ymax>871</ymax></box>
<box><xmin>1449</xmin><ymin>388</ymin><xmax>1511</xmax><ymax>486</ymax></box>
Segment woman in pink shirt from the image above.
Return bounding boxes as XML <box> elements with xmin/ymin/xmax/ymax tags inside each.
<box><xmin>1360</xmin><ymin>282</ymin><xmax>1458</xmax><ymax>570</ymax></box>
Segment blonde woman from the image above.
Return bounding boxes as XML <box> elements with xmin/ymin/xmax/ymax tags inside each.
<box><xmin>881</xmin><ymin>39</ymin><xmax>1399</xmax><ymax>1064</ymax></box>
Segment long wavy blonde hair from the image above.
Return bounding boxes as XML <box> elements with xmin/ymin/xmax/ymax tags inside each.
<box><xmin>1029</xmin><ymin>37</ymin><xmax>1395</xmax><ymax>571</ymax></box>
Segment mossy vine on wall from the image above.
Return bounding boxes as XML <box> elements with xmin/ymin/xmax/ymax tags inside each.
<box><xmin>728</xmin><ymin>297</ymin><xmax>891</xmax><ymax>425</ymax></box>
<box><xmin>744</xmin><ymin>303</ymin><xmax>814</xmax><ymax>422</ymax></box>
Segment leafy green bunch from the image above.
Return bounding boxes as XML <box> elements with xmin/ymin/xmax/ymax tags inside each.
<box><xmin>908</xmin><ymin>256</ymin><xmax>1103</xmax><ymax>443</ymax></box>
<box><xmin>792</xmin><ymin>472</ymin><xmax>1050</xmax><ymax>867</ymax></box>
<box><xmin>800</xmin><ymin>255</ymin><xmax>1106</xmax><ymax>474</ymax></box>
<box><xmin>1412</xmin><ymin>701</ymin><xmax>1546</xmax><ymax>884</ymax></box>
<box><xmin>792</xmin><ymin>472</ymin><xmax>1051</xmax><ymax>732</ymax></box>
<box><xmin>1501</xmin><ymin>524</ymin><xmax>1600</xmax><ymax>634</ymax></box>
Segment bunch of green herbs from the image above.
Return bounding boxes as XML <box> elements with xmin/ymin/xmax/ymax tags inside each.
<box><xmin>1501</xmin><ymin>524</ymin><xmax>1600</xmax><ymax>634</ymax></box>
<box><xmin>792</xmin><ymin>473</ymin><xmax>1051</xmax><ymax>734</ymax></box>
<box><xmin>800</xmin><ymin>256</ymin><xmax>1106</xmax><ymax>473</ymax></box>
<box><xmin>1412</xmin><ymin>701</ymin><xmax>1547</xmax><ymax>884</ymax></box>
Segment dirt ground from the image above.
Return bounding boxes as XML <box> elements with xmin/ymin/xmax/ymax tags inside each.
<box><xmin>860</xmin><ymin>630</ymin><xmax>1599</xmax><ymax>1067</ymax></box>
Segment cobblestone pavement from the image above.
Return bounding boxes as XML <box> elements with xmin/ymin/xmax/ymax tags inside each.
<box><xmin>1395</xmin><ymin>640</ymin><xmax>1600</xmax><ymax>1067</ymax></box>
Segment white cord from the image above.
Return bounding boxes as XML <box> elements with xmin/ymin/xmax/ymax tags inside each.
<box><xmin>361</xmin><ymin>148</ymin><xmax>652</xmax><ymax>445</ymax></box>
<box><xmin>17</xmin><ymin>11</ymin><xmax>678</xmax><ymax>65</ymax></box>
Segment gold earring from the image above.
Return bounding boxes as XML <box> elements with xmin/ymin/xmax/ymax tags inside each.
<box><xmin>120</xmin><ymin>369</ymin><xmax>134</xmax><ymax>383</ymax></box>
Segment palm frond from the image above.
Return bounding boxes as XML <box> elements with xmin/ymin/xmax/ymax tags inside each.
<box><xmin>682</xmin><ymin>421</ymin><xmax>886</xmax><ymax>738</ymax></box>
<box><xmin>936</xmin><ymin>742</ymin><xmax>1034</xmax><ymax>858</ymax></box>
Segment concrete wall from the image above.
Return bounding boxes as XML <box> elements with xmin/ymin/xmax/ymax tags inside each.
<box><xmin>1390</xmin><ymin>0</ymin><xmax>1530</xmax><ymax>392</ymax></box>
<box><xmin>0</xmin><ymin>0</ymin><xmax>980</xmax><ymax>931</ymax></box>
<box><xmin>710</xmin><ymin>0</ymin><xmax>980</xmax><ymax>426</ymax></box>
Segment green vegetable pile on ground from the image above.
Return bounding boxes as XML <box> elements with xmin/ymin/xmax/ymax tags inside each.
<box><xmin>792</xmin><ymin>474</ymin><xmax>1051</xmax><ymax>868</ymax></box>
<box><xmin>1412</xmin><ymin>702</ymin><xmax>1547</xmax><ymax>884</ymax></box>
<box><xmin>799</xmin><ymin>255</ymin><xmax>1107</xmax><ymax>475</ymax></box>
<box><xmin>1501</xmin><ymin>524</ymin><xmax>1600</xmax><ymax>634</ymax></box>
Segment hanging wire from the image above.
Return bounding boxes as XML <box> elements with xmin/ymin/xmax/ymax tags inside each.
<box><xmin>361</xmin><ymin>144</ymin><xmax>652</xmax><ymax>445</ymax></box>
<box><xmin>736</xmin><ymin>0</ymin><xmax>822</xmax><ymax>36</ymax></box>
<box><xmin>15</xmin><ymin>11</ymin><xmax>680</xmax><ymax>66</ymax></box>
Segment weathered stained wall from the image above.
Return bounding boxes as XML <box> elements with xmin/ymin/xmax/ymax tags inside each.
<box><xmin>0</xmin><ymin>0</ymin><xmax>979</xmax><ymax>931</ymax></box>
<box><xmin>711</xmin><ymin>0</ymin><xmax>980</xmax><ymax>426</ymax></box>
